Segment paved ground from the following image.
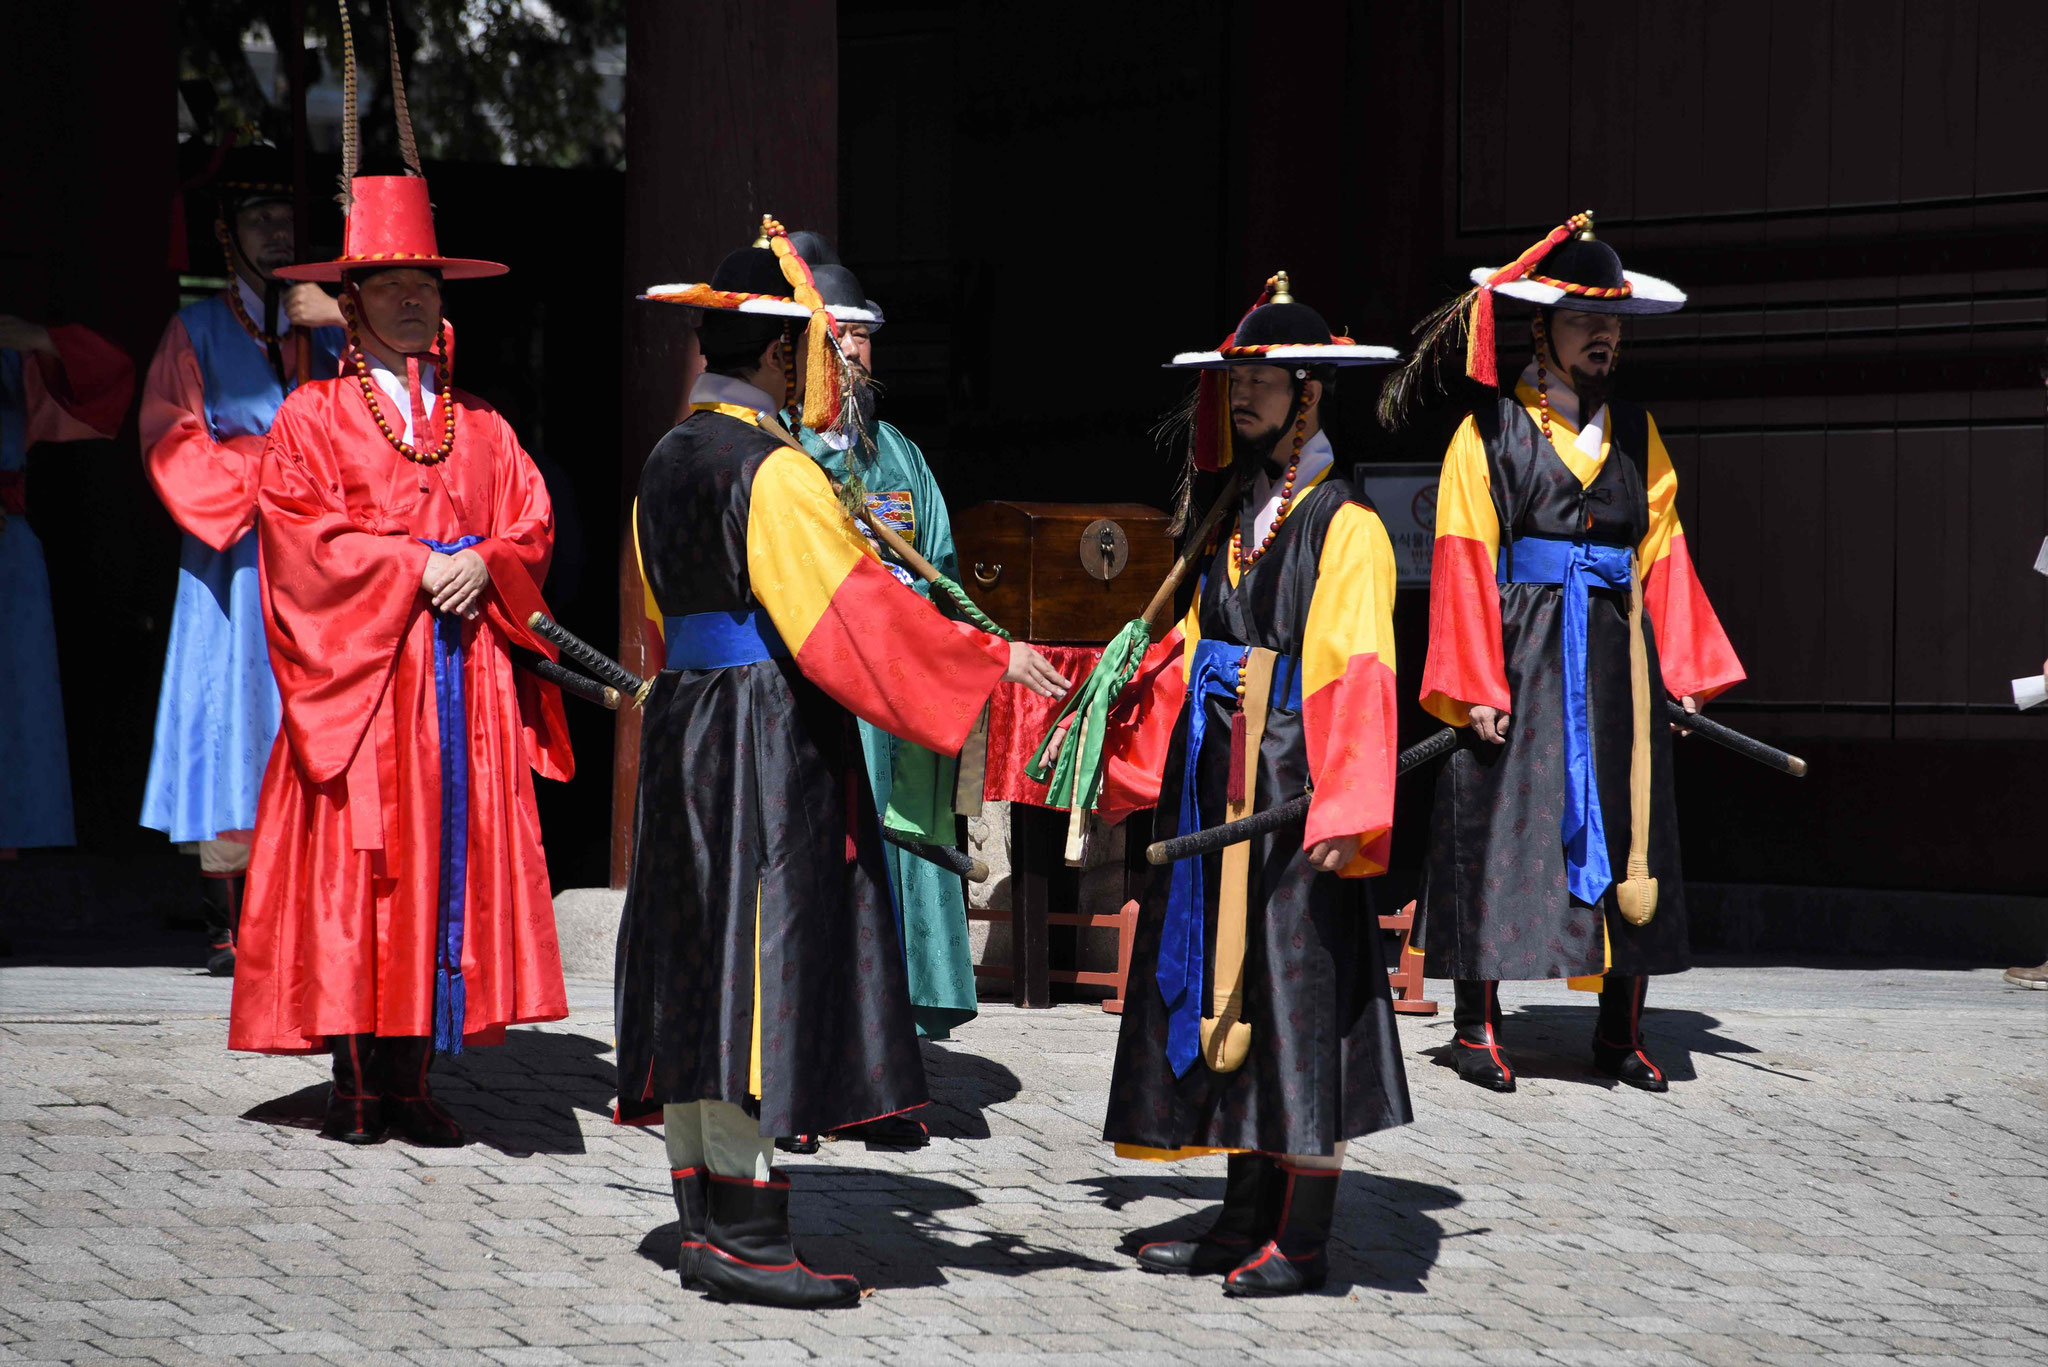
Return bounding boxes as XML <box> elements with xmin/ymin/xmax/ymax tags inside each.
<box><xmin>2</xmin><ymin>951</ymin><xmax>2043</xmax><ymax>1366</ymax></box>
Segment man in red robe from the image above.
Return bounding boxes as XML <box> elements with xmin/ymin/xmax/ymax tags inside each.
<box><xmin>227</xmin><ymin>172</ymin><xmax>573</xmax><ymax>1149</ymax></box>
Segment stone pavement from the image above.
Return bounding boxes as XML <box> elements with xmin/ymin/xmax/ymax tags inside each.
<box><xmin>2</xmin><ymin>955</ymin><xmax>2043</xmax><ymax>1366</ymax></box>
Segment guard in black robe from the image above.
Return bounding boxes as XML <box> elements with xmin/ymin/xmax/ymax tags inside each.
<box><xmin>1091</xmin><ymin>280</ymin><xmax>1411</xmax><ymax>1298</ymax></box>
<box><xmin>1405</xmin><ymin>215</ymin><xmax>1744</xmax><ymax>1094</ymax></box>
<box><xmin>617</xmin><ymin>224</ymin><xmax>1065</xmax><ymax>1308</ymax></box>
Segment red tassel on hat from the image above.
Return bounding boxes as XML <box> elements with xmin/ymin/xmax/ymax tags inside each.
<box><xmin>1467</xmin><ymin>212</ymin><xmax>1591</xmax><ymax>387</ymax></box>
<box><xmin>1194</xmin><ymin>274</ymin><xmax>1285</xmax><ymax>472</ymax></box>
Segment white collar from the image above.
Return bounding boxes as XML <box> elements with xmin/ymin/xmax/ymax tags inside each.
<box><xmin>1518</xmin><ymin>360</ymin><xmax>1606</xmax><ymax>458</ymax></box>
<box><xmin>1242</xmin><ymin>427</ymin><xmax>1334</xmax><ymax>550</ymax></box>
<box><xmin>235</xmin><ymin>275</ymin><xmax>292</xmax><ymax>336</ymax></box>
<box><xmin>692</xmin><ymin>372</ymin><xmax>778</xmax><ymax>417</ymax></box>
<box><xmin>365</xmin><ymin>353</ymin><xmax>441</xmax><ymax>446</ymax></box>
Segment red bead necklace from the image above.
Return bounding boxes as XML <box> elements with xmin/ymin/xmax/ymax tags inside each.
<box><xmin>344</xmin><ymin>301</ymin><xmax>457</xmax><ymax>466</ymax></box>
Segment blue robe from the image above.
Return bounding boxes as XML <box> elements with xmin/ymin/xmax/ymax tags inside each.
<box><xmin>0</xmin><ymin>350</ymin><xmax>74</xmax><ymax>848</ymax></box>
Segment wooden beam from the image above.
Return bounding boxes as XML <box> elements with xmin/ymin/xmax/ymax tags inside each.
<box><xmin>613</xmin><ymin>0</ymin><xmax>838</xmax><ymax>887</ymax></box>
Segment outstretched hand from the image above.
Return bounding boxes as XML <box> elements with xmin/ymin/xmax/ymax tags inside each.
<box><xmin>1002</xmin><ymin>642</ymin><xmax>1072</xmax><ymax>699</ymax></box>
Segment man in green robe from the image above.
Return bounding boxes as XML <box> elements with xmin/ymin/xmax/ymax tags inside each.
<box><xmin>776</xmin><ymin>255</ymin><xmax>979</xmax><ymax>1150</ymax></box>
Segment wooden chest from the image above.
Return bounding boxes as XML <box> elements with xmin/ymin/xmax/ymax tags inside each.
<box><xmin>952</xmin><ymin>501</ymin><xmax>1175</xmax><ymax>644</ymax></box>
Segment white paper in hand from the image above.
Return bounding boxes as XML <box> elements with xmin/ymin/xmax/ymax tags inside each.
<box><xmin>2035</xmin><ymin>536</ymin><xmax>2048</xmax><ymax>578</ymax></box>
<box><xmin>2014</xmin><ymin>675</ymin><xmax>2048</xmax><ymax>711</ymax></box>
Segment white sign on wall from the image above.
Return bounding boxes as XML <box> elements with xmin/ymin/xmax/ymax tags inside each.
<box><xmin>1353</xmin><ymin>462</ymin><xmax>1442</xmax><ymax>587</ymax></box>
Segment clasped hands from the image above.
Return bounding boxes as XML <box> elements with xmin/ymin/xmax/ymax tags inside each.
<box><xmin>421</xmin><ymin>549</ymin><xmax>490</xmax><ymax>620</ymax></box>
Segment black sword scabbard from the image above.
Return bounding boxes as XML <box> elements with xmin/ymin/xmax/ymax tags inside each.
<box><xmin>526</xmin><ymin>612</ymin><xmax>650</xmax><ymax>704</ymax></box>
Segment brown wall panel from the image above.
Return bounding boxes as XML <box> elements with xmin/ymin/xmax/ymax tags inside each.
<box><xmin>1973</xmin><ymin>0</ymin><xmax>2048</xmax><ymax>196</ymax></box>
<box><xmin>1965</xmin><ymin>426</ymin><xmax>2048</xmax><ymax>738</ymax></box>
<box><xmin>1631</xmin><ymin>2</ymin><xmax>1706</xmax><ymax>223</ymax></box>
<box><xmin>1502</xmin><ymin>0</ymin><xmax>1570</xmax><ymax>229</ymax></box>
<box><xmin>1763</xmin><ymin>2</ymin><xmax>1833</xmax><ymax>217</ymax></box>
<box><xmin>1692</xmin><ymin>433</ymin><xmax>1765</xmax><ymax>692</ymax></box>
<box><xmin>1565</xmin><ymin>0</ymin><xmax>1639</xmax><ymax>224</ymax></box>
<box><xmin>1821</xmin><ymin>432</ymin><xmax>1897</xmax><ymax>732</ymax></box>
<box><xmin>1754</xmin><ymin>434</ymin><xmax>1831</xmax><ymax>704</ymax></box>
<box><xmin>1697</xmin><ymin>0</ymin><xmax>1774</xmax><ymax>220</ymax></box>
<box><xmin>1826</xmin><ymin>0</ymin><xmax>1903</xmax><ymax>208</ymax></box>
<box><xmin>1893</xmin><ymin>428</ymin><xmax>1976</xmax><ymax>739</ymax></box>
<box><xmin>1458</xmin><ymin>0</ymin><xmax>1512</xmax><ymax>231</ymax></box>
<box><xmin>1899</xmin><ymin>0</ymin><xmax>1979</xmax><ymax>201</ymax></box>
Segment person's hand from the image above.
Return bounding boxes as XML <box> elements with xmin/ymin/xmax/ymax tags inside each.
<box><xmin>1671</xmin><ymin>693</ymin><xmax>1699</xmax><ymax>735</ymax></box>
<box><xmin>1469</xmin><ymin>704</ymin><xmax>1511</xmax><ymax>745</ymax></box>
<box><xmin>283</xmin><ymin>284</ymin><xmax>345</xmax><ymax>330</ymax></box>
<box><xmin>0</xmin><ymin>315</ymin><xmax>55</xmax><ymax>355</ymax></box>
<box><xmin>422</xmin><ymin>549</ymin><xmax>490</xmax><ymax>619</ymax></box>
<box><xmin>1002</xmin><ymin>642</ymin><xmax>1072</xmax><ymax>699</ymax></box>
<box><xmin>1307</xmin><ymin>834</ymin><xmax>1360</xmax><ymax>873</ymax></box>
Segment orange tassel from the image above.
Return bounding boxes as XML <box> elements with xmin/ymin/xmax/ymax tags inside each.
<box><xmin>799</xmin><ymin>308</ymin><xmax>841</xmax><ymax>431</ymax></box>
<box><xmin>1465</xmin><ymin>288</ymin><xmax>1496</xmax><ymax>387</ymax></box>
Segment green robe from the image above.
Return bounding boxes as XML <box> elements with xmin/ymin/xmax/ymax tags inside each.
<box><xmin>792</xmin><ymin>417</ymin><xmax>977</xmax><ymax>1039</ymax></box>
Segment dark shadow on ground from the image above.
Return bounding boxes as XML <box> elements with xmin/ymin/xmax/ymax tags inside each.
<box><xmin>0</xmin><ymin>852</ymin><xmax>216</xmax><ymax>966</ymax></box>
<box><xmin>1072</xmin><ymin>1170</ymin><xmax>1462</xmax><ymax>1295</ymax></box>
<box><xmin>1424</xmin><ymin>1004</ymin><xmax>1793</xmax><ymax>1086</ymax></box>
<box><xmin>915</xmin><ymin>1041</ymin><xmax>1022</xmax><ymax>1141</ymax></box>
<box><xmin>638</xmin><ymin>1165</ymin><xmax>1120</xmax><ymax>1290</ymax></box>
<box><xmin>241</xmin><ymin>1028</ymin><xmax>617</xmax><ymax>1157</ymax></box>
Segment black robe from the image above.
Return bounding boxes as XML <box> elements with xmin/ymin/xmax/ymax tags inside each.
<box><xmin>1418</xmin><ymin>398</ymin><xmax>1690</xmax><ymax>981</ymax></box>
<box><xmin>614</xmin><ymin>407</ymin><xmax>1007</xmax><ymax>1135</ymax></box>
<box><xmin>1102</xmin><ymin>476</ymin><xmax>1414</xmax><ymax>1157</ymax></box>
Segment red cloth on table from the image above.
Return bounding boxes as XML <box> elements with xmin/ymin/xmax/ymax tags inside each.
<box><xmin>982</xmin><ymin>645</ymin><xmax>1102</xmax><ymax>808</ymax></box>
<box><xmin>228</xmin><ymin>376</ymin><xmax>572</xmax><ymax>1054</ymax></box>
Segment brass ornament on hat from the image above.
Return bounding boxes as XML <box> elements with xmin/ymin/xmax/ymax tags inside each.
<box><xmin>1268</xmin><ymin>270</ymin><xmax>1293</xmax><ymax>304</ymax></box>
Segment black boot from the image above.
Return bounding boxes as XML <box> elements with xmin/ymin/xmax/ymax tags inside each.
<box><xmin>1222</xmin><ymin>1164</ymin><xmax>1341</xmax><ymax>1297</ymax></box>
<box><xmin>698</xmin><ymin>1170</ymin><xmax>862</xmax><ymax>1309</ymax></box>
<box><xmin>831</xmin><ymin>1113</ymin><xmax>929</xmax><ymax>1149</ymax></box>
<box><xmin>320</xmin><ymin>1034</ymin><xmax>385</xmax><ymax>1144</ymax></box>
<box><xmin>1452</xmin><ymin>979</ymin><xmax>1516</xmax><ymax>1092</ymax></box>
<box><xmin>375</xmin><ymin>1036</ymin><xmax>467</xmax><ymax>1146</ymax></box>
<box><xmin>672</xmin><ymin>1166</ymin><xmax>708</xmax><ymax>1288</ymax></box>
<box><xmin>1592</xmin><ymin>975</ymin><xmax>1669</xmax><ymax>1092</ymax></box>
<box><xmin>775</xmin><ymin>1134</ymin><xmax>821</xmax><ymax>1155</ymax></box>
<box><xmin>1135</xmin><ymin>1152</ymin><xmax>1279</xmax><ymax>1275</ymax></box>
<box><xmin>200</xmin><ymin>874</ymin><xmax>241</xmax><ymax>977</ymax></box>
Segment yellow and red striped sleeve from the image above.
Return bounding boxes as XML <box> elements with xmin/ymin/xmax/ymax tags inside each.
<box><xmin>745</xmin><ymin>446</ymin><xmax>1008</xmax><ymax>755</ymax></box>
<box><xmin>1301</xmin><ymin>502</ymin><xmax>1399</xmax><ymax>878</ymax></box>
<box><xmin>1636</xmin><ymin>415</ymin><xmax>1744</xmax><ymax>702</ymax></box>
<box><xmin>1096</xmin><ymin>592</ymin><xmax>1202</xmax><ymax>823</ymax></box>
<box><xmin>1419</xmin><ymin>416</ymin><xmax>1510</xmax><ymax>726</ymax></box>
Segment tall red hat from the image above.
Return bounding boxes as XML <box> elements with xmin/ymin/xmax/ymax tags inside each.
<box><xmin>277</xmin><ymin>176</ymin><xmax>505</xmax><ymax>283</ymax></box>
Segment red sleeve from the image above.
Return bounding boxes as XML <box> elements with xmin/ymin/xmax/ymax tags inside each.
<box><xmin>140</xmin><ymin>317</ymin><xmax>266</xmax><ymax>551</ymax></box>
<box><xmin>1637</xmin><ymin>417</ymin><xmax>1744</xmax><ymax>702</ymax></box>
<box><xmin>471</xmin><ymin>406</ymin><xmax>573</xmax><ymax>783</ymax></box>
<box><xmin>257</xmin><ymin>392</ymin><xmax>433</xmax><ymax>784</ymax></box>
<box><xmin>746</xmin><ymin>447</ymin><xmax>1007</xmax><ymax>755</ymax></box>
<box><xmin>1300</xmin><ymin>503</ymin><xmax>1399</xmax><ymax>877</ymax></box>
<box><xmin>22</xmin><ymin>324</ymin><xmax>133</xmax><ymax>444</ymax></box>
<box><xmin>1419</xmin><ymin>415</ymin><xmax>1510</xmax><ymax>726</ymax></box>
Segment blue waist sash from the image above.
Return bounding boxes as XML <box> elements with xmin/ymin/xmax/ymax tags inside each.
<box><xmin>665</xmin><ymin>610</ymin><xmax>790</xmax><ymax>670</ymax></box>
<box><xmin>1160</xmin><ymin>638</ymin><xmax>1304</xmax><ymax>1077</ymax></box>
<box><xmin>1498</xmin><ymin>533</ymin><xmax>1632</xmax><ymax>907</ymax></box>
<box><xmin>419</xmin><ymin>535</ymin><xmax>484</xmax><ymax>1055</ymax></box>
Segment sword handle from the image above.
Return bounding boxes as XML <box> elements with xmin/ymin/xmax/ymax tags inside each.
<box><xmin>526</xmin><ymin>612</ymin><xmax>650</xmax><ymax>703</ymax></box>
<box><xmin>512</xmin><ymin>649</ymin><xmax>620</xmax><ymax>709</ymax></box>
<box><xmin>1665</xmin><ymin>700</ymin><xmax>1807</xmax><ymax>777</ymax></box>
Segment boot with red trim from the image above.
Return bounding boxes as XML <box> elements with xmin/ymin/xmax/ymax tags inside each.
<box><xmin>1221</xmin><ymin>1163</ymin><xmax>1340</xmax><ymax>1298</ymax></box>
<box><xmin>319</xmin><ymin>1034</ymin><xmax>385</xmax><ymax>1144</ymax></box>
<box><xmin>1135</xmin><ymin>1152</ymin><xmax>1279</xmax><ymax>1275</ymax></box>
<box><xmin>698</xmin><ymin>1170</ymin><xmax>862</xmax><ymax>1308</ymax></box>
<box><xmin>671</xmin><ymin>1166</ymin><xmax>708</xmax><ymax>1288</ymax></box>
<box><xmin>1591</xmin><ymin>974</ymin><xmax>1668</xmax><ymax>1092</ymax></box>
<box><xmin>375</xmin><ymin>1036</ymin><xmax>468</xmax><ymax>1146</ymax></box>
<box><xmin>774</xmin><ymin>1134</ymin><xmax>821</xmax><ymax>1155</ymax></box>
<box><xmin>200</xmin><ymin>874</ymin><xmax>240</xmax><ymax>977</ymax></box>
<box><xmin>830</xmin><ymin>1113</ymin><xmax>929</xmax><ymax>1149</ymax></box>
<box><xmin>1451</xmin><ymin>978</ymin><xmax>1516</xmax><ymax>1092</ymax></box>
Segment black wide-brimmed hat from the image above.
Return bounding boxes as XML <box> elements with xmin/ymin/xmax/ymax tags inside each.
<box><xmin>811</xmin><ymin>264</ymin><xmax>884</xmax><ymax>330</ymax></box>
<box><xmin>643</xmin><ymin>223</ymin><xmax>878</xmax><ymax>326</ymax></box>
<box><xmin>1466</xmin><ymin>221</ymin><xmax>1684</xmax><ymax>316</ymax></box>
<box><xmin>1169</xmin><ymin>273</ymin><xmax>1397</xmax><ymax>370</ymax></box>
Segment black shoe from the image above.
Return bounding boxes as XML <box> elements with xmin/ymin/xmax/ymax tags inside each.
<box><xmin>672</xmin><ymin>1166</ymin><xmax>708</xmax><ymax>1288</ymax></box>
<box><xmin>775</xmin><ymin>1134</ymin><xmax>821</xmax><ymax>1155</ymax></box>
<box><xmin>832</xmin><ymin>1113</ymin><xmax>929</xmax><ymax>1149</ymax></box>
<box><xmin>320</xmin><ymin>1034</ymin><xmax>385</xmax><ymax>1144</ymax></box>
<box><xmin>1592</xmin><ymin>975</ymin><xmax>1668</xmax><ymax>1091</ymax></box>
<box><xmin>1223</xmin><ymin>1165</ymin><xmax>1340</xmax><ymax>1298</ymax></box>
<box><xmin>200</xmin><ymin>875</ymin><xmax>241</xmax><ymax>977</ymax></box>
<box><xmin>1136</xmin><ymin>1152</ymin><xmax>1278</xmax><ymax>1275</ymax></box>
<box><xmin>1451</xmin><ymin>978</ymin><xmax>1516</xmax><ymax>1092</ymax></box>
<box><xmin>375</xmin><ymin>1036</ymin><xmax>467</xmax><ymax>1146</ymax></box>
<box><xmin>698</xmin><ymin>1171</ymin><xmax>862</xmax><ymax>1309</ymax></box>
<box><xmin>1592</xmin><ymin>1040</ymin><xmax>1669</xmax><ymax>1092</ymax></box>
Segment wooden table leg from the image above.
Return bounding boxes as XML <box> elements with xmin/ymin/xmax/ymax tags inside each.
<box><xmin>1009</xmin><ymin>802</ymin><xmax>1053</xmax><ymax>1009</ymax></box>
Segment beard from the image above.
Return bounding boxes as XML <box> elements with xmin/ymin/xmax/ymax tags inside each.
<box><xmin>1231</xmin><ymin>415</ymin><xmax>1284</xmax><ymax>471</ymax></box>
<box><xmin>1567</xmin><ymin>357</ymin><xmax>1618</xmax><ymax>417</ymax></box>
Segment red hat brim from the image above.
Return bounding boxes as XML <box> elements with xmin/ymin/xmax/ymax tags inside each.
<box><xmin>276</xmin><ymin>255</ymin><xmax>508</xmax><ymax>283</ymax></box>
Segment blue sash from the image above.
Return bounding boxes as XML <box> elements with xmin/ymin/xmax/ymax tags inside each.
<box><xmin>1159</xmin><ymin>638</ymin><xmax>1304</xmax><ymax>1077</ymax></box>
<box><xmin>1497</xmin><ymin>534</ymin><xmax>1632</xmax><ymax>906</ymax></box>
<box><xmin>664</xmin><ymin>609</ymin><xmax>790</xmax><ymax>670</ymax></box>
<box><xmin>419</xmin><ymin>535</ymin><xmax>484</xmax><ymax>1055</ymax></box>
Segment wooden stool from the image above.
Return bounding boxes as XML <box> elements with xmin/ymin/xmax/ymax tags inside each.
<box><xmin>1383</xmin><ymin>899</ymin><xmax>1438</xmax><ymax>1015</ymax></box>
<box><xmin>970</xmin><ymin>803</ymin><xmax>1143</xmax><ymax>1012</ymax></box>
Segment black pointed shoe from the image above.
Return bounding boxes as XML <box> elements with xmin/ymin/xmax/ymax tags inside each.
<box><xmin>775</xmin><ymin>1134</ymin><xmax>821</xmax><ymax>1155</ymax></box>
<box><xmin>831</xmin><ymin>1113</ymin><xmax>929</xmax><ymax>1149</ymax></box>
<box><xmin>1451</xmin><ymin>978</ymin><xmax>1516</xmax><ymax>1092</ymax></box>
<box><xmin>698</xmin><ymin>1171</ymin><xmax>862</xmax><ymax>1309</ymax></box>
<box><xmin>1136</xmin><ymin>1152</ymin><xmax>1279</xmax><ymax>1275</ymax></box>
<box><xmin>672</xmin><ymin>1166</ymin><xmax>708</xmax><ymax>1289</ymax></box>
<box><xmin>375</xmin><ymin>1036</ymin><xmax>467</xmax><ymax>1146</ymax></box>
<box><xmin>320</xmin><ymin>1034</ymin><xmax>385</xmax><ymax>1144</ymax></box>
<box><xmin>1222</xmin><ymin>1164</ymin><xmax>1340</xmax><ymax>1298</ymax></box>
<box><xmin>1592</xmin><ymin>1039</ymin><xmax>1670</xmax><ymax>1092</ymax></box>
